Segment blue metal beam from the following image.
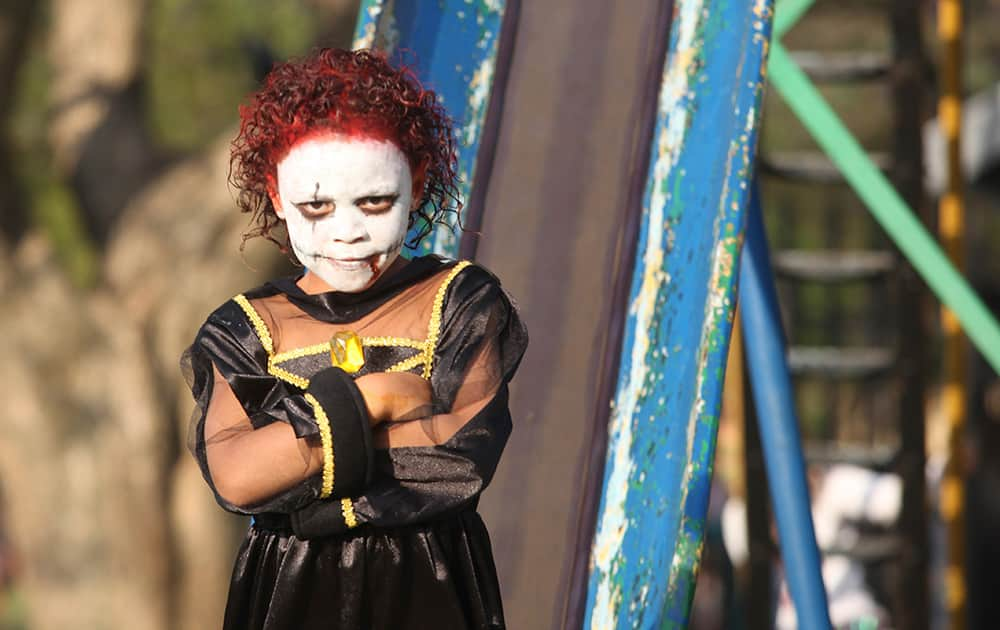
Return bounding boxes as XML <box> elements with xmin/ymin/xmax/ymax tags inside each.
<box><xmin>740</xmin><ymin>182</ymin><xmax>832</xmax><ymax>630</ymax></box>
<box><xmin>584</xmin><ymin>1</ymin><xmax>775</xmax><ymax>626</ymax></box>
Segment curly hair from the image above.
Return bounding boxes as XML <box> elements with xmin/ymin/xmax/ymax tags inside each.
<box><xmin>230</xmin><ymin>48</ymin><xmax>461</xmax><ymax>252</ymax></box>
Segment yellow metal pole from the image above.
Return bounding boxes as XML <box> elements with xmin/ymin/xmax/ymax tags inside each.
<box><xmin>719</xmin><ymin>308</ymin><xmax>746</xmax><ymax>501</ymax></box>
<box><xmin>937</xmin><ymin>0</ymin><xmax>966</xmax><ymax>626</ymax></box>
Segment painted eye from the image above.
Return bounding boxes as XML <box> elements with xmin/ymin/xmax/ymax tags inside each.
<box><xmin>295</xmin><ymin>200</ymin><xmax>334</xmax><ymax>217</ymax></box>
<box><xmin>357</xmin><ymin>195</ymin><xmax>398</xmax><ymax>213</ymax></box>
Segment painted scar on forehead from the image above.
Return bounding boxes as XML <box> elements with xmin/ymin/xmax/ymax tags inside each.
<box><xmin>311</xmin><ymin>183</ymin><xmax>321</xmax><ymax>235</ymax></box>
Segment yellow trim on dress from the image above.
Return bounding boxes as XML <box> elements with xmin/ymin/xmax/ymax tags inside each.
<box><xmin>304</xmin><ymin>393</ymin><xmax>335</xmax><ymax>499</ymax></box>
<box><xmin>232</xmin><ymin>260</ymin><xmax>472</xmax><ymax>387</ymax></box>
<box><xmin>422</xmin><ymin>261</ymin><xmax>472</xmax><ymax>378</ymax></box>
<box><xmin>385</xmin><ymin>353</ymin><xmax>428</xmax><ymax>374</ymax></box>
<box><xmin>269</xmin><ymin>336</ymin><xmax>428</xmax><ymax>387</ymax></box>
<box><xmin>341</xmin><ymin>498</ymin><xmax>358</xmax><ymax>528</ymax></box>
<box><xmin>270</xmin><ymin>337</ymin><xmax>427</xmax><ymax>365</ymax></box>
<box><xmin>271</xmin><ymin>343</ymin><xmax>332</xmax><ymax>364</ymax></box>
<box><xmin>268</xmin><ymin>361</ymin><xmax>311</xmax><ymax>390</ymax></box>
<box><xmin>279</xmin><ymin>337</ymin><xmax>437</xmax><ymax>375</ymax></box>
<box><xmin>233</xmin><ymin>294</ymin><xmax>274</xmax><ymax>355</ymax></box>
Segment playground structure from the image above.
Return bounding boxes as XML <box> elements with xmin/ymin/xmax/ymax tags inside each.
<box><xmin>355</xmin><ymin>0</ymin><xmax>1000</xmax><ymax>628</ymax></box>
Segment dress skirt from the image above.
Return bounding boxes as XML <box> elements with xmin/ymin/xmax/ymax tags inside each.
<box><xmin>224</xmin><ymin>510</ymin><xmax>506</xmax><ymax>630</ymax></box>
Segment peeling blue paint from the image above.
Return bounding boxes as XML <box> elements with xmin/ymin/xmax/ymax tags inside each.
<box><xmin>585</xmin><ymin>1</ymin><xmax>774</xmax><ymax>628</ymax></box>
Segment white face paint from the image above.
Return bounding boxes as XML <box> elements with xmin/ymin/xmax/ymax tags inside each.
<box><xmin>273</xmin><ymin>135</ymin><xmax>413</xmax><ymax>293</ymax></box>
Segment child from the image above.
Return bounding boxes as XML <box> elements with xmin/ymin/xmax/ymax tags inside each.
<box><xmin>182</xmin><ymin>48</ymin><xmax>527</xmax><ymax>629</ymax></box>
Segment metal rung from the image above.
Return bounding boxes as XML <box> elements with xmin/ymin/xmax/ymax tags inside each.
<box><xmin>773</xmin><ymin>250</ymin><xmax>896</xmax><ymax>282</ymax></box>
<box><xmin>803</xmin><ymin>442</ymin><xmax>899</xmax><ymax>471</ymax></box>
<box><xmin>826</xmin><ymin>534</ymin><xmax>902</xmax><ymax>563</ymax></box>
<box><xmin>790</xmin><ymin>51</ymin><xmax>891</xmax><ymax>83</ymax></box>
<box><xmin>788</xmin><ymin>346</ymin><xmax>895</xmax><ymax>377</ymax></box>
<box><xmin>760</xmin><ymin>151</ymin><xmax>892</xmax><ymax>183</ymax></box>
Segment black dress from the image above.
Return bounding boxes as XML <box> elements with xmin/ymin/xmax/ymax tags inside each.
<box><xmin>182</xmin><ymin>255</ymin><xmax>528</xmax><ymax>629</ymax></box>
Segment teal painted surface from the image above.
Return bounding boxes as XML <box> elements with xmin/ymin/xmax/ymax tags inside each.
<box><xmin>773</xmin><ymin>0</ymin><xmax>816</xmax><ymax>38</ymax></box>
<box><xmin>353</xmin><ymin>0</ymin><xmax>507</xmax><ymax>258</ymax></box>
<box><xmin>585</xmin><ymin>1</ymin><xmax>775</xmax><ymax>627</ymax></box>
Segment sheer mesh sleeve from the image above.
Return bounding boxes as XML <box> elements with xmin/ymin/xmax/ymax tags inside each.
<box><xmin>371</xmin><ymin>279</ymin><xmax>510</xmax><ymax>447</ymax></box>
<box><xmin>182</xmin><ymin>301</ymin><xmax>373</xmax><ymax>514</ymax></box>
<box><xmin>289</xmin><ymin>265</ymin><xmax>528</xmax><ymax>538</ymax></box>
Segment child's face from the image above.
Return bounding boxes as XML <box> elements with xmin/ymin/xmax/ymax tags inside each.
<box><xmin>271</xmin><ymin>134</ymin><xmax>415</xmax><ymax>293</ymax></box>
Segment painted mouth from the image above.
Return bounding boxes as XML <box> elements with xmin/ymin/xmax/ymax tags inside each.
<box><xmin>311</xmin><ymin>253</ymin><xmax>378</xmax><ymax>271</ymax></box>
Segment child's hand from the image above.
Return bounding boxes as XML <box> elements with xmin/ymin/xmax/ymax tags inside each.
<box><xmin>354</xmin><ymin>372</ymin><xmax>433</xmax><ymax>425</ymax></box>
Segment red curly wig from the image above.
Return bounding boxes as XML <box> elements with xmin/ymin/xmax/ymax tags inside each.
<box><xmin>230</xmin><ymin>48</ymin><xmax>461</xmax><ymax>251</ymax></box>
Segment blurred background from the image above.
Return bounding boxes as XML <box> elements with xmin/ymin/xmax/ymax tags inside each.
<box><xmin>0</xmin><ymin>0</ymin><xmax>999</xmax><ymax>628</ymax></box>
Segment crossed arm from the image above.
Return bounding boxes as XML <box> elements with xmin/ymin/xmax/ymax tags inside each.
<box><xmin>203</xmin><ymin>364</ymin><xmax>498</xmax><ymax>510</ymax></box>
<box><xmin>188</xmin><ymin>268</ymin><xmax>524</xmax><ymax>520</ymax></box>
<box><xmin>203</xmin><ymin>366</ymin><xmax>434</xmax><ymax>509</ymax></box>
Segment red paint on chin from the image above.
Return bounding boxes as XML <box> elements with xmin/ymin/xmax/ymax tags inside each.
<box><xmin>367</xmin><ymin>257</ymin><xmax>382</xmax><ymax>285</ymax></box>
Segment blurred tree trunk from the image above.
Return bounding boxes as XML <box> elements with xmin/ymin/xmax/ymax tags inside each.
<box><xmin>0</xmin><ymin>0</ymin><xmax>284</xmax><ymax>624</ymax></box>
<box><xmin>0</xmin><ymin>0</ymin><xmax>38</xmax><ymax>242</ymax></box>
<box><xmin>0</xmin><ymin>132</ymin><xmax>278</xmax><ymax>629</ymax></box>
<box><xmin>47</xmin><ymin>0</ymin><xmax>167</xmax><ymax>246</ymax></box>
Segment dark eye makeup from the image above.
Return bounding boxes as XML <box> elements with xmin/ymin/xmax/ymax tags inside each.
<box><xmin>291</xmin><ymin>194</ymin><xmax>399</xmax><ymax>218</ymax></box>
<box><xmin>356</xmin><ymin>194</ymin><xmax>399</xmax><ymax>213</ymax></box>
<box><xmin>294</xmin><ymin>199</ymin><xmax>335</xmax><ymax>217</ymax></box>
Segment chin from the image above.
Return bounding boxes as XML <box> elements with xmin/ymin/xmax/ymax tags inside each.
<box><xmin>302</xmin><ymin>248</ymin><xmax>400</xmax><ymax>293</ymax></box>
<box><xmin>316</xmin><ymin>267</ymin><xmax>378</xmax><ymax>293</ymax></box>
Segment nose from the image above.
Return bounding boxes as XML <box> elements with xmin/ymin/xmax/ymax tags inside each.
<box><xmin>330</xmin><ymin>206</ymin><xmax>368</xmax><ymax>244</ymax></box>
